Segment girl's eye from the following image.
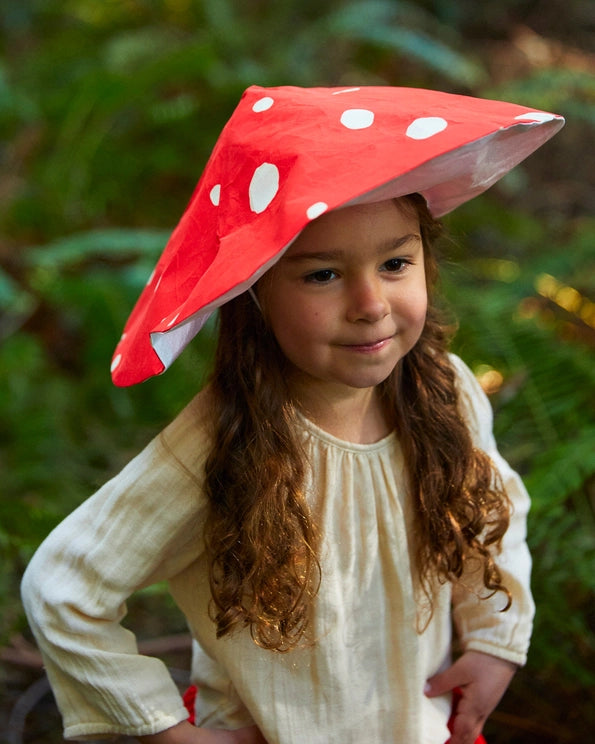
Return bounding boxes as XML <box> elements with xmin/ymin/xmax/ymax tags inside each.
<box><xmin>304</xmin><ymin>269</ymin><xmax>337</xmax><ymax>284</ymax></box>
<box><xmin>382</xmin><ymin>258</ymin><xmax>410</xmax><ymax>273</ymax></box>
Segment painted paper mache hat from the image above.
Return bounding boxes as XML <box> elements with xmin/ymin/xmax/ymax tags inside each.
<box><xmin>110</xmin><ymin>84</ymin><xmax>564</xmax><ymax>386</ymax></box>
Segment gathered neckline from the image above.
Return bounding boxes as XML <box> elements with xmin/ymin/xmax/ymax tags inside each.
<box><xmin>295</xmin><ymin>410</ymin><xmax>397</xmax><ymax>453</ymax></box>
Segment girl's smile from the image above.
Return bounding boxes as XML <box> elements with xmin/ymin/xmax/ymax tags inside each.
<box><xmin>258</xmin><ymin>198</ymin><xmax>428</xmax><ymax>414</ymax></box>
<box><xmin>340</xmin><ymin>336</ymin><xmax>395</xmax><ymax>352</ymax></box>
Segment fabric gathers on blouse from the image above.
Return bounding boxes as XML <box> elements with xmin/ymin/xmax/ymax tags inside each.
<box><xmin>21</xmin><ymin>355</ymin><xmax>534</xmax><ymax>743</ymax></box>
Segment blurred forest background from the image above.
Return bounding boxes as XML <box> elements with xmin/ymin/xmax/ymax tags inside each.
<box><xmin>0</xmin><ymin>1</ymin><xmax>593</xmax><ymax>742</ymax></box>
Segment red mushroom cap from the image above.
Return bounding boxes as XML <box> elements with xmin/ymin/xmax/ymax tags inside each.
<box><xmin>110</xmin><ymin>85</ymin><xmax>564</xmax><ymax>386</ymax></box>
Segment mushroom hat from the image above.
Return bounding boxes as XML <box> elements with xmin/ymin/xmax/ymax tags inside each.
<box><xmin>111</xmin><ymin>84</ymin><xmax>564</xmax><ymax>386</ymax></box>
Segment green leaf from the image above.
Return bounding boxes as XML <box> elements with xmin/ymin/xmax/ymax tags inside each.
<box><xmin>25</xmin><ymin>228</ymin><xmax>170</xmax><ymax>269</ymax></box>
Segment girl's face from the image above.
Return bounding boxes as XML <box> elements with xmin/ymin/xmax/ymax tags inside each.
<box><xmin>259</xmin><ymin>198</ymin><xmax>428</xmax><ymax>404</ymax></box>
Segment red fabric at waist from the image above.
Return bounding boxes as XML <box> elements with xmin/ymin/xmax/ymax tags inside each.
<box><xmin>447</xmin><ymin>687</ymin><xmax>487</xmax><ymax>744</ymax></box>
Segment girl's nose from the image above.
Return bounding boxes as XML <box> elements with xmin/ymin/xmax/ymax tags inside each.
<box><xmin>345</xmin><ymin>277</ymin><xmax>390</xmax><ymax>323</ymax></box>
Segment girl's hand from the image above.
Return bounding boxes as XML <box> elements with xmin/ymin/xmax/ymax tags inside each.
<box><xmin>424</xmin><ymin>650</ymin><xmax>517</xmax><ymax>744</ymax></box>
<box><xmin>226</xmin><ymin>726</ymin><xmax>268</xmax><ymax>744</ymax></box>
<box><xmin>137</xmin><ymin>721</ymin><xmax>268</xmax><ymax>744</ymax></box>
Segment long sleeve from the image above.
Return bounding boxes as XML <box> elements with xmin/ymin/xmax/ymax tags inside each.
<box><xmin>21</xmin><ymin>394</ymin><xmax>211</xmax><ymax>740</ymax></box>
<box><xmin>450</xmin><ymin>354</ymin><xmax>535</xmax><ymax>666</ymax></box>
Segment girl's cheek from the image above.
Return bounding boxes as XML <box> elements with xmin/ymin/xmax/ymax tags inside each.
<box><xmin>410</xmin><ymin>290</ymin><xmax>428</xmax><ymax>319</ymax></box>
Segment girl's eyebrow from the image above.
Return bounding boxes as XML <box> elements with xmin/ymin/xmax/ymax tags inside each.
<box><xmin>285</xmin><ymin>233</ymin><xmax>421</xmax><ymax>262</ymax></box>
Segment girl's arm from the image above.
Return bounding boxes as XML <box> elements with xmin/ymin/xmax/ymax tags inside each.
<box><xmin>20</xmin><ymin>395</ymin><xmax>240</xmax><ymax>740</ymax></box>
<box><xmin>448</xmin><ymin>354</ymin><xmax>535</xmax><ymax>667</ymax></box>
<box><xmin>435</xmin><ymin>356</ymin><xmax>535</xmax><ymax>742</ymax></box>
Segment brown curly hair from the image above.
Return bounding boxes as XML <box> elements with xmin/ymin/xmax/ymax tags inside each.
<box><xmin>203</xmin><ymin>194</ymin><xmax>511</xmax><ymax>651</ymax></box>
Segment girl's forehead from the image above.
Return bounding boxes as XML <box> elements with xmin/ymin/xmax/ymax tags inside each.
<box><xmin>286</xmin><ymin>198</ymin><xmax>421</xmax><ymax>249</ymax></box>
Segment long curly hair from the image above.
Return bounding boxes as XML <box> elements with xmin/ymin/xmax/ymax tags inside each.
<box><xmin>203</xmin><ymin>194</ymin><xmax>511</xmax><ymax>651</ymax></box>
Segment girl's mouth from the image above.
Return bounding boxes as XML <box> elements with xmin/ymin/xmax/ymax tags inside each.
<box><xmin>341</xmin><ymin>336</ymin><xmax>394</xmax><ymax>353</ymax></box>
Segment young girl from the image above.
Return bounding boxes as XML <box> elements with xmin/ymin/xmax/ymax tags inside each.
<box><xmin>21</xmin><ymin>85</ymin><xmax>564</xmax><ymax>744</ymax></box>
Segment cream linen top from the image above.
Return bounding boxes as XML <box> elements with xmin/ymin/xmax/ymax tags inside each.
<box><xmin>21</xmin><ymin>355</ymin><xmax>534</xmax><ymax>743</ymax></box>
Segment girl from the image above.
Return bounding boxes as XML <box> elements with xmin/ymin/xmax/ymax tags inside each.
<box><xmin>21</xmin><ymin>85</ymin><xmax>564</xmax><ymax>744</ymax></box>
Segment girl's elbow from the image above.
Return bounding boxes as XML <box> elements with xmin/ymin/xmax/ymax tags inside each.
<box><xmin>21</xmin><ymin>552</ymin><xmax>46</xmax><ymax>627</ymax></box>
<box><xmin>20</xmin><ymin>544</ymin><xmax>64</xmax><ymax>631</ymax></box>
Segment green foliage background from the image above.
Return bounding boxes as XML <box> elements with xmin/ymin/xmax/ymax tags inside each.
<box><xmin>1</xmin><ymin>1</ymin><xmax>594</xmax><ymax>741</ymax></box>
